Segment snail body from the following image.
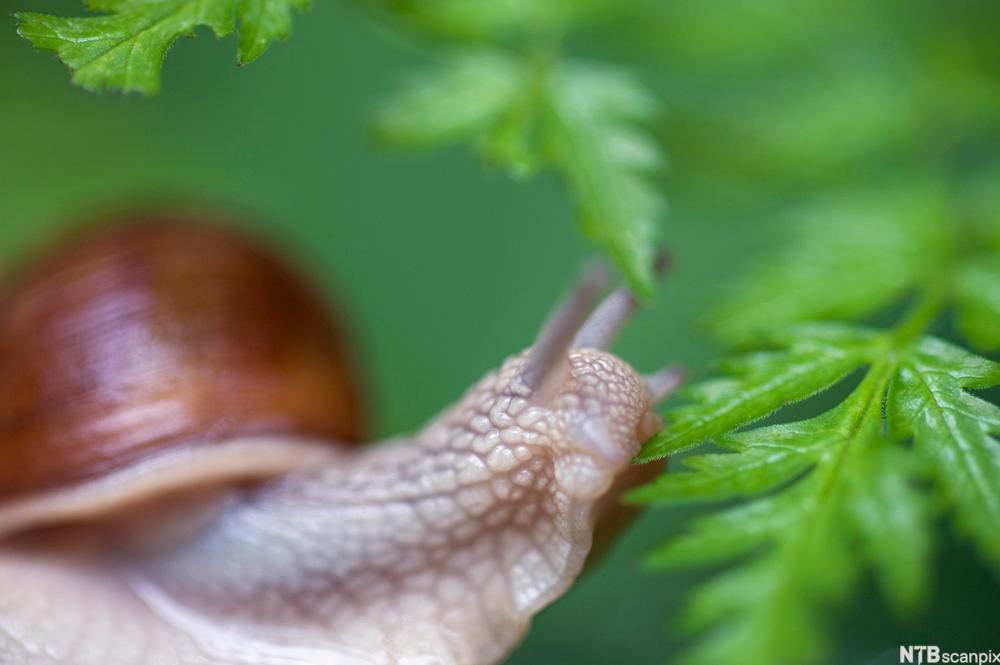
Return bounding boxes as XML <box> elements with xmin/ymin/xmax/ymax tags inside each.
<box><xmin>0</xmin><ymin>219</ymin><xmax>679</xmax><ymax>665</ymax></box>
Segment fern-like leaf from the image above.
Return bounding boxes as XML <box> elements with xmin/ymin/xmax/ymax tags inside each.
<box><xmin>378</xmin><ymin>51</ymin><xmax>665</xmax><ymax>298</ymax></box>
<box><xmin>632</xmin><ymin>327</ymin><xmax>997</xmax><ymax>665</ymax></box>
<box><xmin>543</xmin><ymin>62</ymin><xmax>662</xmax><ymax>299</ymax></box>
<box><xmin>641</xmin><ymin>372</ymin><xmax>895</xmax><ymax>665</ymax></box>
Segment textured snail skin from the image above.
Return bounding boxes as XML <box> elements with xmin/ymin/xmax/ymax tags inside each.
<box><xmin>0</xmin><ymin>222</ymin><xmax>676</xmax><ymax>665</ymax></box>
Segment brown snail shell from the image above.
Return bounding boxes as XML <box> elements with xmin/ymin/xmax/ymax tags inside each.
<box><xmin>0</xmin><ymin>217</ymin><xmax>364</xmax><ymax>502</ymax></box>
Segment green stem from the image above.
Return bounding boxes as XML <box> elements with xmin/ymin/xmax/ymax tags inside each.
<box><xmin>889</xmin><ymin>285</ymin><xmax>948</xmax><ymax>348</ymax></box>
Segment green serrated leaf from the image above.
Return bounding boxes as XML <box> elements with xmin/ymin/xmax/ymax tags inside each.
<box><xmin>636</xmin><ymin>324</ymin><xmax>874</xmax><ymax>462</ymax></box>
<box><xmin>955</xmin><ymin>253</ymin><xmax>1000</xmax><ymax>351</ymax></box>
<box><xmin>639</xmin><ymin>335</ymin><xmax>949</xmax><ymax>665</ymax></box>
<box><xmin>15</xmin><ymin>0</ymin><xmax>307</xmax><ymax>94</ymax></box>
<box><xmin>627</xmin><ymin>421</ymin><xmax>825</xmax><ymax>504</ymax></box>
<box><xmin>888</xmin><ymin>337</ymin><xmax>1000</xmax><ymax>570</ymax></box>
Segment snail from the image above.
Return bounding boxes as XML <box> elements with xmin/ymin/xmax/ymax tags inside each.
<box><xmin>0</xmin><ymin>217</ymin><xmax>681</xmax><ymax>665</ymax></box>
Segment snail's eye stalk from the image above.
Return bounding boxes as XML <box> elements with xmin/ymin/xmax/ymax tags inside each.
<box><xmin>519</xmin><ymin>265</ymin><xmax>608</xmax><ymax>397</ymax></box>
<box><xmin>571</xmin><ymin>247</ymin><xmax>670</xmax><ymax>351</ymax></box>
<box><xmin>574</xmin><ymin>287</ymin><xmax>636</xmax><ymax>350</ymax></box>
<box><xmin>519</xmin><ymin>252</ymin><xmax>672</xmax><ymax>402</ymax></box>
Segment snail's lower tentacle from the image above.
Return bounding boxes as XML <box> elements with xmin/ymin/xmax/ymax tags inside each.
<box><xmin>644</xmin><ymin>365</ymin><xmax>686</xmax><ymax>404</ymax></box>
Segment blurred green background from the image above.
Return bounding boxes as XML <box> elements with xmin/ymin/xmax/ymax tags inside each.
<box><xmin>2</xmin><ymin>1</ymin><xmax>998</xmax><ymax>663</ymax></box>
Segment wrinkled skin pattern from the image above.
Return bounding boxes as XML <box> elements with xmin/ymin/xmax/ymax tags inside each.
<box><xmin>0</xmin><ymin>349</ymin><xmax>658</xmax><ymax>665</ymax></box>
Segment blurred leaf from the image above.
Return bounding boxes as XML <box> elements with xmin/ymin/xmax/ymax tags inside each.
<box><xmin>676</xmin><ymin>550</ymin><xmax>843</xmax><ymax>665</ymax></box>
<box><xmin>736</xmin><ymin>68</ymin><xmax>922</xmax><ymax>175</ymax></box>
<box><xmin>961</xmin><ymin>168</ymin><xmax>1000</xmax><ymax>251</ymax></box>
<box><xmin>379</xmin><ymin>54</ymin><xmax>665</xmax><ymax>296</ymax></box>
<box><xmin>376</xmin><ymin>49</ymin><xmax>536</xmax><ymax>172</ymax></box>
<box><xmin>710</xmin><ymin>186</ymin><xmax>953</xmax><ymax>343</ymax></box>
<box><xmin>15</xmin><ymin>0</ymin><xmax>308</xmax><ymax>94</ymax></box>
<box><xmin>633</xmin><ymin>0</ymin><xmax>856</xmax><ymax>67</ymax></box>
<box><xmin>372</xmin><ymin>0</ymin><xmax>613</xmax><ymax>42</ymax></box>
<box><xmin>634</xmin><ymin>2</ymin><xmax>1000</xmax><ymax>188</ymax></box>
<box><xmin>635</xmin><ymin>324</ymin><xmax>875</xmax><ymax>462</ymax></box>
<box><xmin>644</xmin><ymin>480</ymin><xmax>808</xmax><ymax>568</ymax></box>
<box><xmin>845</xmin><ymin>442</ymin><xmax>932</xmax><ymax>613</ymax></box>
<box><xmin>955</xmin><ymin>254</ymin><xmax>1000</xmax><ymax>351</ymax></box>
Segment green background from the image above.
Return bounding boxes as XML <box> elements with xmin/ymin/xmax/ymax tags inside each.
<box><xmin>1</xmin><ymin>2</ymin><xmax>997</xmax><ymax>663</ymax></box>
